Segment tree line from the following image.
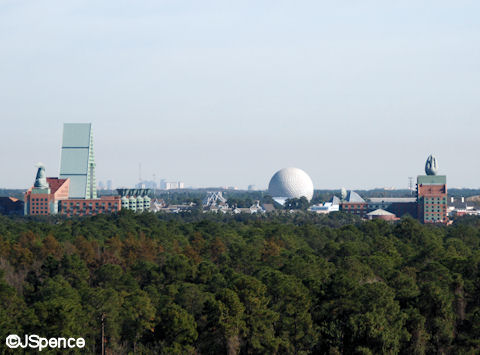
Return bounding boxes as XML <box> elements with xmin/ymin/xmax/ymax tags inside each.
<box><xmin>0</xmin><ymin>211</ymin><xmax>479</xmax><ymax>354</ymax></box>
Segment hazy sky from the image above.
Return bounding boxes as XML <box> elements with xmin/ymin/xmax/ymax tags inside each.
<box><xmin>1</xmin><ymin>1</ymin><xmax>479</xmax><ymax>190</ymax></box>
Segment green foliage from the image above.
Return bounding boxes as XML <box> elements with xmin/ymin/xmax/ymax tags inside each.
<box><xmin>284</xmin><ymin>196</ymin><xmax>311</xmax><ymax>211</ymax></box>
<box><xmin>1</xmin><ymin>212</ymin><xmax>480</xmax><ymax>353</ymax></box>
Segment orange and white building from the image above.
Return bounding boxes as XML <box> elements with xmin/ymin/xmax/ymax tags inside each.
<box><xmin>24</xmin><ymin>165</ymin><xmax>120</xmax><ymax>217</ymax></box>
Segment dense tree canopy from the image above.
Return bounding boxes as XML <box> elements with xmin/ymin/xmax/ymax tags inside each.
<box><xmin>0</xmin><ymin>211</ymin><xmax>480</xmax><ymax>354</ymax></box>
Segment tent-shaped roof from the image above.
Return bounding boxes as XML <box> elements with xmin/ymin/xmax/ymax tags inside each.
<box><xmin>331</xmin><ymin>196</ymin><xmax>341</xmax><ymax>205</ymax></box>
<box><xmin>346</xmin><ymin>191</ymin><xmax>365</xmax><ymax>203</ymax></box>
<box><xmin>367</xmin><ymin>209</ymin><xmax>395</xmax><ymax>216</ymax></box>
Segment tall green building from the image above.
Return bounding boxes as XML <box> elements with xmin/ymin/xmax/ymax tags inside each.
<box><xmin>59</xmin><ymin>123</ymin><xmax>97</xmax><ymax>199</ymax></box>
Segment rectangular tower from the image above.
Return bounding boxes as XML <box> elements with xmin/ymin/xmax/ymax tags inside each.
<box><xmin>417</xmin><ymin>175</ymin><xmax>447</xmax><ymax>223</ymax></box>
<box><xmin>59</xmin><ymin>123</ymin><xmax>97</xmax><ymax>199</ymax></box>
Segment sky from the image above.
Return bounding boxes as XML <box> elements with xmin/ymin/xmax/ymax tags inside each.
<box><xmin>1</xmin><ymin>0</ymin><xmax>479</xmax><ymax>190</ymax></box>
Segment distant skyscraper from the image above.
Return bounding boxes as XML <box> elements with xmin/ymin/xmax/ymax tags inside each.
<box><xmin>159</xmin><ymin>179</ymin><xmax>184</xmax><ymax>190</ymax></box>
<box><xmin>135</xmin><ymin>180</ymin><xmax>157</xmax><ymax>189</ymax></box>
<box><xmin>59</xmin><ymin>123</ymin><xmax>97</xmax><ymax>199</ymax></box>
<box><xmin>164</xmin><ymin>181</ymin><xmax>184</xmax><ymax>190</ymax></box>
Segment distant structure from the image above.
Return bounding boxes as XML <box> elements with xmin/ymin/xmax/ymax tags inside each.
<box><xmin>117</xmin><ymin>188</ymin><xmax>152</xmax><ymax>212</ymax></box>
<box><xmin>24</xmin><ymin>165</ymin><xmax>120</xmax><ymax>217</ymax></box>
<box><xmin>368</xmin><ymin>197</ymin><xmax>417</xmax><ymax>218</ymax></box>
<box><xmin>232</xmin><ymin>201</ymin><xmax>265</xmax><ymax>214</ymax></box>
<box><xmin>310</xmin><ymin>196</ymin><xmax>340</xmax><ymax>214</ymax></box>
<box><xmin>24</xmin><ymin>165</ymin><xmax>70</xmax><ymax>215</ymax></box>
<box><xmin>316</xmin><ymin>192</ymin><xmax>417</xmax><ymax>218</ymax></box>
<box><xmin>417</xmin><ymin>155</ymin><xmax>448</xmax><ymax>223</ymax></box>
<box><xmin>248</xmin><ymin>185</ymin><xmax>256</xmax><ymax>191</ymax></box>
<box><xmin>135</xmin><ymin>180</ymin><xmax>157</xmax><ymax>189</ymax></box>
<box><xmin>160</xmin><ymin>179</ymin><xmax>185</xmax><ymax>190</ymax></box>
<box><xmin>150</xmin><ymin>199</ymin><xmax>166</xmax><ymax>212</ymax></box>
<box><xmin>199</xmin><ymin>192</ymin><xmax>271</xmax><ymax>214</ymax></box>
<box><xmin>262</xmin><ymin>203</ymin><xmax>275</xmax><ymax>213</ymax></box>
<box><xmin>155</xmin><ymin>202</ymin><xmax>196</xmax><ymax>213</ymax></box>
<box><xmin>314</xmin><ymin>156</ymin><xmax>447</xmax><ymax>222</ymax></box>
<box><xmin>268</xmin><ymin>167</ymin><xmax>314</xmax><ymax>205</ymax></box>
<box><xmin>408</xmin><ymin>177</ymin><xmax>414</xmax><ymax>195</ymax></box>
<box><xmin>60</xmin><ymin>195</ymin><xmax>121</xmax><ymax>217</ymax></box>
<box><xmin>448</xmin><ymin>196</ymin><xmax>480</xmax><ymax>217</ymax></box>
<box><xmin>170</xmin><ymin>182</ymin><xmax>185</xmax><ymax>189</ymax></box>
<box><xmin>203</xmin><ymin>191</ymin><xmax>227</xmax><ymax>208</ymax></box>
<box><xmin>340</xmin><ymin>190</ymin><xmax>368</xmax><ymax>218</ymax></box>
<box><xmin>24</xmin><ymin>124</ymin><xmax>122</xmax><ymax>217</ymax></box>
<box><xmin>59</xmin><ymin>123</ymin><xmax>97</xmax><ymax>199</ymax></box>
<box><xmin>98</xmin><ymin>180</ymin><xmax>113</xmax><ymax>190</ymax></box>
<box><xmin>366</xmin><ymin>209</ymin><xmax>399</xmax><ymax>221</ymax></box>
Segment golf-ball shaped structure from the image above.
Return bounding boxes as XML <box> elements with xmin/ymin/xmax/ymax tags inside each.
<box><xmin>268</xmin><ymin>167</ymin><xmax>314</xmax><ymax>201</ymax></box>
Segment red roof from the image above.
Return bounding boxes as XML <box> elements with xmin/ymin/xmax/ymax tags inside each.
<box><xmin>47</xmin><ymin>178</ymin><xmax>69</xmax><ymax>194</ymax></box>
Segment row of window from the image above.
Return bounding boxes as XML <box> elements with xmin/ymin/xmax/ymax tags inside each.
<box><xmin>62</xmin><ymin>207</ymin><xmax>118</xmax><ymax>212</ymax></box>
<box><xmin>63</xmin><ymin>212</ymin><xmax>116</xmax><ymax>216</ymax></box>
<box><xmin>65</xmin><ymin>206</ymin><xmax>116</xmax><ymax>209</ymax></box>
<box><xmin>343</xmin><ymin>210</ymin><xmax>367</xmax><ymax>215</ymax></box>
<box><xmin>424</xmin><ymin>214</ymin><xmax>445</xmax><ymax>220</ymax></box>
<box><xmin>64</xmin><ymin>202</ymin><xmax>115</xmax><ymax>207</ymax></box>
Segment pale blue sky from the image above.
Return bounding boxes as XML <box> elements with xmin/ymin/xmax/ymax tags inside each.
<box><xmin>1</xmin><ymin>1</ymin><xmax>479</xmax><ymax>189</ymax></box>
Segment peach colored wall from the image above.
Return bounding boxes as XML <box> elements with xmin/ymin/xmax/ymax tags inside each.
<box><xmin>59</xmin><ymin>197</ymin><xmax>121</xmax><ymax>217</ymax></box>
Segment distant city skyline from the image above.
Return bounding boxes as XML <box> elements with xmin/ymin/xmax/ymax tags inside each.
<box><xmin>1</xmin><ymin>1</ymin><xmax>479</xmax><ymax>190</ymax></box>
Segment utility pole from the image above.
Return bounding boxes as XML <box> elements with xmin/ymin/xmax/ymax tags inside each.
<box><xmin>101</xmin><ymin>313</ymin><xmax>106</xmax><ymax>355</ymax></box>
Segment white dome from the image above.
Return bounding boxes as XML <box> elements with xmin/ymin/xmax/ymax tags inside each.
<box><xmin>268</xmin><ymin>167</ymin><xmax>314</xmax><ymax>201</ymax></box>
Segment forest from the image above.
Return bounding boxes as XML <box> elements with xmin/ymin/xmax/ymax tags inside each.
<box><xmin>0</xmin><ymin>211</ymin><xmax>479</xmax><ymax>354</ymax></box>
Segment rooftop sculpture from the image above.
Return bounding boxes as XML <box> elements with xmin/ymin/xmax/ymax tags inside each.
<box><xmin>425</xmin><ymin>155</ymin><xmax>439</xmax><ymax>176</ymax></box>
